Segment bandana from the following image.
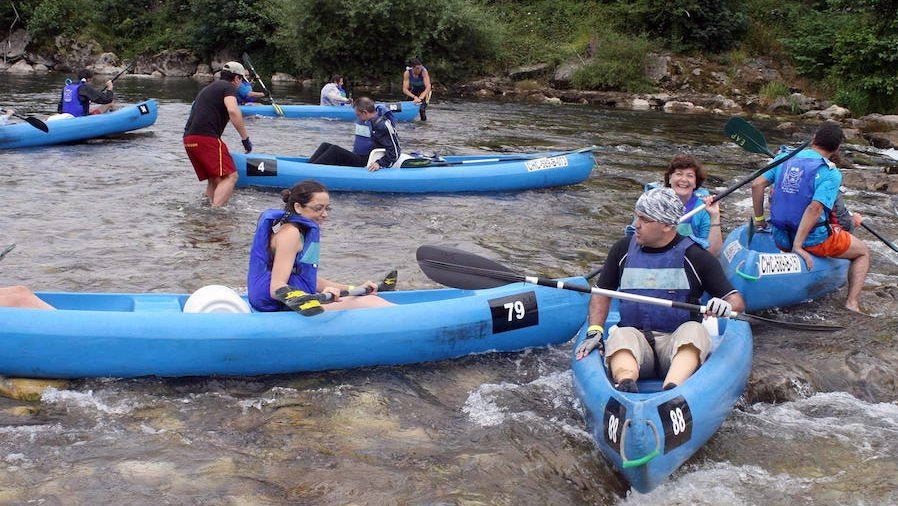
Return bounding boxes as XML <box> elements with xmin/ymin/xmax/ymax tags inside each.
<box><xmin>635</xmin><ymin>187</ymin><xmax>684</xmax><ymax>225</ymax></box>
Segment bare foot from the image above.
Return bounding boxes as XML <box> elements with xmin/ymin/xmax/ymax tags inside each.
<box><xmin>845</xmin><ymin>302</ymin><xmax>867</xmax><ymax>315</ymax></box>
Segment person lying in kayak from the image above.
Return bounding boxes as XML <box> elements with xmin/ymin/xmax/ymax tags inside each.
<box><xmin>575</xmin><ymin>187</ymin><xmax>745</xmax><ymax>393</ymax></box>
<box><xmin>627</xmin><ymin>154</ymin><xmax>723</xmax><ymax>255</ymax></box>
<box><xmin>247</xmin><ymin>179</ymin><xmax>394</xmax><ymax>313</ymax></box>
<box><xmin>0</xmin><ymin>286</ymin><xmax>54</xmax><ymax>309</ymax></box>
<box><xmin>307</xmin><ymin>97</ymin><xmax>402</xmax><ymax>171</ymax></box>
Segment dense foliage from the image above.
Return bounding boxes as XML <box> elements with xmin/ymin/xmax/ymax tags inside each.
<box><xmin>1</xmin><ymin>0</ymin><xmax>896</xmax><ymax>113</ymax></box>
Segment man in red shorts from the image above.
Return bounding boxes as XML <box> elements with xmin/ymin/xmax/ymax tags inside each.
<box><xmin>183</xmin><ymin>61</ymin><xmax>253</xmax><ymax>207</ymax></box>
<box><xmin>751</xmin><ymin>121</ymin><xmax>870</xmax><ymax>313</ymax></box>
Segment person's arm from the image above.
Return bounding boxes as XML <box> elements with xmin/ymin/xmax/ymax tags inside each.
<box><xmin>369</xmin><ymin>120</ymin><xmax>400</xmax><ymax>170</ymax></box>
<box><xmin>750</xmin><ymin>174</ymin><xmax>772</xmax><ymax>227</ymax></box>
<box><xmin>79</xmin><ymin>83</ymin><xmax>115</xmax><ymax>104</ymax></box>
<box><xmin>325</xmin><ymin>88</ymin><xmax>351</xmax><ymax>104</ymax></box>
<box><xmin>420</xmin><ymin>69</ymin><xmax>432</xmax><ymax>101</ymax></box>
<box><xmin>402</xmin><ymin>71</ymin><xmax>416</xmax><ymax>101</ymax></box>
<box><xmin>268</xmin><ymin>226</ymin><xmax>303</xmax><ymax>298</ymax></box>
<box><xmin>224</xmin><ymin>95</ymin><xmax>249</xmax><ymax>141</ymax></box>
<box><xmin>790</xmin><ymin>200</ymin><xmax>825</xmax><ymax>270</ymax></box>
<box><xmin>703</xmin><ymin>196</ymin><xmax>723</xmax><ymax>255</ymax></box>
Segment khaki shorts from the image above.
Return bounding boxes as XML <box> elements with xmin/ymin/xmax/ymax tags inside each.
<box><xmin>603</xmin><ymin>321</ymin><xmax>711</xmax><ymax>378</ymax></box>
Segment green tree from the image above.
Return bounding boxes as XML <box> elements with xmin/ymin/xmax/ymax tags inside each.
<box><xmin>622</xmin><ymin>0</ymin><xmax>747</xmax><ymax>53</ymax></box>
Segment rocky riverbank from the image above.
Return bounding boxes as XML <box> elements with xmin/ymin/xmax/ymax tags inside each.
<box><xmin>3</xmin><ymin>29</ymin><xmax>898</xmax><ymax>190</ymax></box>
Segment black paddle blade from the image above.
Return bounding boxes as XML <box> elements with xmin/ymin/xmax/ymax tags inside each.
<box><xmin>0</xmin><ymin>243</ymin><xmax>14</xmax><ymax>261</ymax></box>
<box><xmin>378</xmin><ymin>270</ymin><xmax>398</xmax><ymax>292</ymax></box>
<box><xmin>23</xmin><ymin>116</ymin><xmax>49</xmax><ymax>133</ymax></box>
<box><xmin>724</xmin><ymin>117</ymin><xmax>775</xmax><ymax>157</ymax></box>
<box><xmin>416</xmin><ymin>245</ymin><xmax>520</xmax><ymax>289</ymax></box>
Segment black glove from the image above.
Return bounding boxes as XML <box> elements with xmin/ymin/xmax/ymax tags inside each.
<box><xmin>575</xmin><ymin>325</ymin><xmax>605</xmax><ymax>359</ymax></box>
<box><xmin>274</xmin><ymin>286</ymin><xmax>322</xmax><ymax>316</ymax></box>
<box><xmin>242</xmin><ymin>137</ymin><xmax>253</xmax><ymax>153</ymax></box>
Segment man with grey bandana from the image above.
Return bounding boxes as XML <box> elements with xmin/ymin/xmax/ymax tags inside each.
<box><xmin>575</xmin><ymin>187</ymin><xmax>745</xmax><ymax>393</ymax></box>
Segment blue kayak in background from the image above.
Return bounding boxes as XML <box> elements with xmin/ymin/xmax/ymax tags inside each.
<box><xmin>0</xmin><ymin>100</ymin><xmax>158</xmax><ymax>149</ymax></box>
<box><xmin>719</xmin><ymin>224</ymin><xmax>848</xmax><ymax>311</ymax></box>
<box><xmin>239</xmin><ymin>101</ymin><xmax>420</xmax><ymax>122</ymax></box>
<box><xmin>572</xmin><ymin>314</ymin><xmax>752</xmax><ymax>493</ymax></box>
<box><xmin>231</xmin><ymin>148</ymin><xmax>596</xmax><ymax>193</ymax></box>
<box><xmin>0</xmin><ymin>279</ymin><xmax>589</xmax><ymax>379</ymax></box>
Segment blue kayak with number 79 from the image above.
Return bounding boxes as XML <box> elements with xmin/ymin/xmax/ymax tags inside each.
<box><xmin>231</xmin><ymin>147</ymin><xmax>597</xmax><ymax>193</ymax></box>
<box><xmin>0</xmin><ymin>279</ymin><xmax>588</xmax><ymax>379</ymax></box>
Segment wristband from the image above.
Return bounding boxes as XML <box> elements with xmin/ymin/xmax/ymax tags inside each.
<box><xmin>753</xmin><ymin>215</ymin><xmax>767</xmax><ymax>223</ymax></box>
<box><xmin>587</xmin><ymin>324</ymin><xmax>604</xmax><ymax>336</ymax></box>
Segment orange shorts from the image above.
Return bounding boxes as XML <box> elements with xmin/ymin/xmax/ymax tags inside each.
<box><xmin>184</xmin><ymin>135</ymin><xmax>237</xmax><ymax>181</ymax></box>
<box><xmin>805</xmin><ymin>226</ymin><xmax>852</xmax><ymax>257</ymax></box>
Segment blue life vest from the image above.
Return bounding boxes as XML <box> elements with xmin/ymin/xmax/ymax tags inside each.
<box><xmin>617</xmin><ymin>236</ymin><xmax>695</xmax><ymax>333</ymax></box>
<box><xmin>407</xmin><ymin>66</ymin><xmax>427</xmax><ymax>92</ymax></box>
<box><xmin>769</xmin><ymin>154</ymin><xmax>830</xmax><ymax>235</ymax></box>
<box><xmin>247</xmin><ymin>209</ymin><xmax>321</xmax><ymax>312</ymax></box>
<box><xmin>676</xmin><ymin>189</ymin><xmax>709</xmax><ymax>237</ymax></box>
<box><xmin>236</xmin><ymin>81</ymin><xmax>255</xmax><ymax>105</ymax></box>
<box><xmin>352</xmin><ymin>105</ymin><xmax>395</xmax><ymax>155</ymax></box>
<box><xmin>60</xmin><ymin>80</ymin><xmax>86</xmax><ymax>117</ymax></box>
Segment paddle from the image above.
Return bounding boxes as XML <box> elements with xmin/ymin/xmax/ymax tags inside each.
<box><xmin>242</xmin><ymin>53</ymin><xmax>284</xmax><ymax>117</ymax></box>
<box><xmin>416</xmin><ymin>245</ymin><xmax>844</xmax><ymax>332</ymax></box>
<box><xmin>292</xmin><ymin>270</ymin><xmax>398</xmax><ymax>316</ymax></box>
<box><xmin>727</xmin><ymin>117</ymin><xmax>898</xmax><ymax>253</ymax></box>
<box><xmin>2</xmin><ymin>110</ymin><xmax>49</xmax><ymax>132</ymax></box>
<box><xmin>680</xmin><ymin>126</ymin><xmax>810</xmax><ymax>222</ymax></box>
<box><xmin>401</xmin><ymin>145</ymin><xmax>597</xmax><ymax>168</ymax></box>
<box><xmin>110</xmin><ymin>61</ymin><xmax>135</xmax><ymax>83</ymax></box>
<box><xmin>0</xmin><ymin>243</ymin><xmax>14</xmax><ymax>261</ymax></box>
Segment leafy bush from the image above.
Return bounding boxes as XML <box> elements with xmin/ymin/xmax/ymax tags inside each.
<box><xmin>759</xmin><ymin>81</ymin><xmax>789</xmax><ymax>104</ymax></box>
<box><xmin>571</xmin><ymin>31</ymin><xmax>654</xmax><ymax>92</ymax></box>
<box><xmin>621</xmin><ymin>0</ymin><xmax>747</xmax><ymax>53</ymax></box>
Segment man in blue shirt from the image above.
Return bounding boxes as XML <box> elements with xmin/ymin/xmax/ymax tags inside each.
<box><xmin>751</xmin><ymin>121</ymin><xmax>870</xmax><ymax>313</ymax></box>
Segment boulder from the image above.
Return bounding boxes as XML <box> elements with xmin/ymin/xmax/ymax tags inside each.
<box><xmin>271</xmin><ymin>72</ymin><xmax>296</xmax><ymax>82</ymax></box>
<box><xmin>7</xmin><ymin>60</ymin><xmax>34</xmax><ymax>74</ymax></box>
<box><xmin>54</xmin><ymin>36</ymin><xmax>103</xmax><ymax>71</ymax></box>
<box><xmin>552</xmin><ymin>61</ymin><xmax>583</xmax><ymax>89</ymax></box>
<box><xmin>858</xmin><ymin>114</ymin><xmax>898</xmax><ymax>132</ymax></box>
<box><xmin>802</xmin><ymin>104</ymin><xmax>851</xmax><ymax>121</ymax></box>
<box><xmin>153</xmin><ymin>49</ymin><xmax>199</xmax><ymax>77</ymax></box>
<box><xmin>631</xmin><ymin>97</ymin><xmax>651</xmax><ymax>110</ymax></box>
<box><xmin>863</xmin><ymin>131</ymin><xmax>898</xmax><ymax>149</ymax></box>
<box><xmin>662</xmin><ymin>100</ymin><xmax>695</xmax><ymax>113</ymax></box>
<box><xmin>1</xmin><ymin>29</ymin><xmax>30</xmax><ymax>59</ymax></box>
<box><xmin>643</xmin><ymin>53</ymin><xmax>672</xmax><ymax>84</ymax></box>
<box><xmin>507</xmin><ymin>63</ymin><xmax>550</xmax><ymax>81</ymax></box>
<box><xmin>90</xmin><ymin>52</ymin><xmax>123</xmax><ymax>75</ymax></box>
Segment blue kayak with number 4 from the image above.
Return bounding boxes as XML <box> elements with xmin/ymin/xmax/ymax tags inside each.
<box><xmin>0</xmin><ymin>279</ymin><xmax>588</xmax><ymax>379</ymax></box>
<box><xmin>231</xmin><ymin>147</ymin><xmax>597</xmax><ymax>193</ymax></box>
<box><xmin>719</xmin><ymin>224</ymin><xmax>848</xmax><ymax>311</ymax></box>
<box><xmin>572</xmin><ymin>314</ymin><xmax>752</xmax><ymax>493</ymax></box>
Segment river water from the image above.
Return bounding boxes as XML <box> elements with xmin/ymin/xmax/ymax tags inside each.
<box><xmin>1</xmin><ymin>75</ymin><xmax>897</xmax><ymax>505</ymax></box>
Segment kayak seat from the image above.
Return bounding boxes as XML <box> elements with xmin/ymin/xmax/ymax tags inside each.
<box><xmin>366</xmin><ymin>148</ymin><xmax>414</xmax><ymax>168</ymax></box>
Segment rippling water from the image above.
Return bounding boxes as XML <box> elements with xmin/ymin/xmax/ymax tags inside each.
<box><xmin>2</xmin><ymin>74</ymin><xmax>897</xmax><ymax>504</ymax></box>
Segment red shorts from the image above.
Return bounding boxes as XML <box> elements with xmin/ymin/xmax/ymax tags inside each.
<box><xmin>805</xmin><ymin>226</ymin><xmax>852</xmax><ymax>257</ymax></box>
<box><xmin>184</xmin><ymin>135</ymin><xmax>237</xmax><ymax>181</ymax></box>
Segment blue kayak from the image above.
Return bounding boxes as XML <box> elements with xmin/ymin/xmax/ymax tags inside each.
<box><xmin>572</xmin><ymin>314</ymin><xmax>752</xmax><ymax>493</ymax></box>
<box><xmin>0</xmin><ymin>279</ymin><xmax>589</xmax><ymax>379</ymax></box>
<box><xmin>719</xmin><ymin>224</ymin><xmax>849</xmax><ymax>311</ymax></box>
<box><xmin>231</xmin><ymin>148</ymin><xmax>596</xmax><ymax>193</ymax></box>
<box><xmin>0</xmin><ymin>100</ymin><xmax>158</xmax><ymax>149</ymax></box>
<box><xmin>239</xmin><ymin>101</ymin><xmax>420</xmax><ymax>122</ymax></box>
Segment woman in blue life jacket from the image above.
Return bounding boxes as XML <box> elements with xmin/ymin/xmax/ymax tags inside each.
<box><xmin>307</xmin><ymin>97</ymin><xmax>402</xmax><ymax>171</ymax></box>
<box><xmin>247</xmin><ymin>180</ymin><xmax>394</xmax><ymax>313</ymax></box>
<box><xmin>627</xmin><ymin>154</ymin><xmax>723</xmax><ymax>255</ymax></box>
<box><xmin>57</xmin><ymin>69</ymin><xmax>115</xmax><ymax>117</ymax></box>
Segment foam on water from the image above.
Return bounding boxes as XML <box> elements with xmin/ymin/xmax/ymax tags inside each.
<box><xmin>41</xmin><ymin>388</ymin><xmax>137</xmax><ymax>415</ymax></box>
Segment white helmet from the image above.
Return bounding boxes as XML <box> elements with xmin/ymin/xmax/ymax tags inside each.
<box><xmin>183</xmin><ymin>285</ymin><xmax>251</xmax><ymax>313</ymax></box>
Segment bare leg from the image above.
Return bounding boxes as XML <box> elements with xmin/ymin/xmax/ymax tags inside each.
<box><xmin>836</xmin><ymin>235</ymin><xmax>870</xmax><ymax>312</ymax></box>
<box><xmin>211</xmin><ymin>172</ymin><xmax>238</xmax><ymax>207</ymax></box>
<box><xmin>663</xmin><ymin>344</ymin><xmax>701</xmax><ymax>387</ymax></box>
<box><xmin>608</xmin><ymin>349</ymin><xmax>639</xmax><ymax>383</ymax></box>
<box><xmin>322</xmin><ymin>295</ymin><xmax>394</xmax><ymax>311</ymax></box>
<box><xmin>0</xmin><ymin>286</ymin><xmax>54</xmax><ymax>309</ymax></box>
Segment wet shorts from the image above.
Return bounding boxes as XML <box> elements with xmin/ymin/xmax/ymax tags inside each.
<box><xmin>184</xmin><ymin>135</ymin><xmax>237</xmax><ymax>181</ymax></box>
<box><xmin>804</xmin><ymin>226</ymin><xmax>852</xmax><ymax>257</ymax></box>
<box><xmin>603</xmin><ymin>321</ymin><xmax>711</xmax><ymax>378</ymax></box>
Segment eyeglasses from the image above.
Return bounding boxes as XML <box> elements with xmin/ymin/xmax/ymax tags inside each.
<box><xmin>305</xmin><ymin>204</ymin><xmax>332</xmax><ymax>213</ymax></box>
